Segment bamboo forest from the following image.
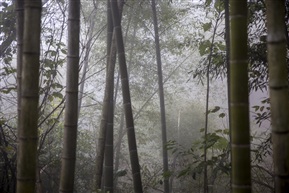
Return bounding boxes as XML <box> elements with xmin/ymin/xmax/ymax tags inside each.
<box><xmin>1</xmin><ymin>0</ymin><xmax>289</xmax><ymax>192</ymax></box>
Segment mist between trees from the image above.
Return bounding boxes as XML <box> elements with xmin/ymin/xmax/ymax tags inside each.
<box><xmin>0</xmin><ymin>0</ymin><xmax>287</xmax><ymax>193</ymax></box>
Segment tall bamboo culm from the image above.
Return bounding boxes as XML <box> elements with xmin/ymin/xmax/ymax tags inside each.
<box><xmin>16</xmin><ymin>0</ymin><xmax>42</xmax><ymax>192</ymax></box>
<box><xmin>229</xmin><ymin>0</ymin><xmax>251</xmax><ymax>192</ymax></box>
<box><xmin>103</xmin><ymin>0</ymin><xmax>116</xmax><ymax>191</ymax></box>
<box><xmin>59</xmin><ymin>0</ymin><xmax>80</xmax><ymax>192</ymax></box>
<box><xmin>16</xmin><ymin>0</ymin><xmax>24</xmax><ymax>131</ymax></box>
<box><xmin>109</xmin><ymin>0</ymin><xmax>143</xmax><ymax>192</ymax></box>
<box><xmin>151</xmin><ymin>0</ymin><xmax>170</xmax><ymax>192</ymax></box>
<box><xmin>266</xmin><ymin>1</ymin><xmax>289</xmax><ymax>192</ymax></box>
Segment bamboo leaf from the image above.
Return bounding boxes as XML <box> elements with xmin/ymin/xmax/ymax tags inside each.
<box><xmin>202</xmin><ymin>22</ymin><xmax>212</xmax><ymax>32</ymax></box>
<box><xmin>219</xmin><ymin>113</ymin><xmax>225</xmax><ymax>118</ymax></box>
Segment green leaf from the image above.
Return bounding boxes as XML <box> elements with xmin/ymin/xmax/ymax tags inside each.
<box><xmin>43</xmin><ymin>58</ymin><xmax>54</xmax><ymax>68</ymax></box>
<box><xmin>211</xmin><ymin>106</ymin><xmax>220</xmax><ymax>113</ymax></box>
<box><xmin>61</xmin><ymin>49</ymin><xmax>67</xmax><ymax>55</ymax></box>
<box><xmin>52</xmin><ymin>82</ymin><xmax>63</xmax><ymax>89</ymax></box>
<box><xmin>0</xmin><ymin>87</ymin><xmax>15</xmax><ymax>94</ymax></box>
<box><xmin>51</xmin><ymin>50</ymin><xmax>57</xmax><ymax>56</ymax></box>
<box><xmin>202</xmin><ymin>22</ymin><xmax>212</xmax><ymax>32</ymax></box>
<box><xmin>172</xmin><ymin>148</ymin><xmax>179</xmax><ymax>154</ymax></box>
<box><xmin>260</xmin><ymin>106</ymin><xmax>264</xmax><ymax>112</ymax></box>
<box><xmin>177</xmin><ymin>167</ymin><xmax>190</xmax><ymax>178</ymax></box>
<box><xmin>115</xmin><ymin>169</ymin><xmax>127</xmax><ymax>177</ymax></box>
<box><xmin>215</xmin><ymin>137</ymin><xmax>228</xmax><ymax>150</ymax></box>
<box><xmin>205</xmin><ymin>0</ymin><xmax>212</xmax><ymax>7</ymax></box>
<box><xmin>199</xmin><ymin>40</ymin><xmax>211</xmax><ymax>56</ymax></box>
<box><xmin>252</xmin><ymin>105</ymin><xmax>259</xmax><ymax>111</ymax></box>
<box><xmin>223</xmin><ymin>129</ymin><xmax>229</xmax><ymax>135</ymax></box>
<box><xmin>217</xmin><ymin>43</ymin><xmax>226</xmax><ymax>51</ymax></box>
<box><xmin>214</xmin><ymin>0</ymin><xmax>223</xmax><ymax>12</ymax></box>
<box><xmin>2</xmin><ymin>2</ymin><xmax>8</xmax><ymax>7</ymax></box>
<box><xmin>219</xmin><ymin>113</ymin><xmax>225</xmax><ymax>118</ymax></box>
<box><xmin>52</xmin><ymin>92</ymin><xmax>63</xmax><ymax>99</ymax></box>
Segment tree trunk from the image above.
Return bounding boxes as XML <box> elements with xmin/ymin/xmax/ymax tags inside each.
<box><xmin>15</xmin><ymin>0</ymin><xmax>24</xmax><ymax>192</ymax></box>
<box><xmin>111</xmin><ymin>3</ymin><xmax>138</xmax><ymax>190</ymax></box>
<box><xmin>266</xmin><ymin>1</ymin><xmax>289</xmax><ymax>192</ymax></box>
<box><xmin>16</xmin><ymin>0</ymin><xmax>24</xmax><ymax>133</ymax></box>
<box><xmin>95</xmin><ymin>0</ymin><xmax>124</xmax><ymax>190</ymax></box>
<box><xmin>151</xmin><ymin>0</ymin><xmax>169</xmax><ymax>192</ymax></box>
<box><xmin>224</xmin><ymin>0</ymin><xmax>232</xmax><ymax>192</ymax></box>
<box><xmin>16</xmin><ymin>0</ymin><xmax>42</xmax><ymax>192</ymax></box>
<box><xmin>109</xmin><ymin>0</ymin><xmax>143</xmax><ymax>192</ymax></box>
<box><xmin>104</xmin><ymin>1</ymin><xmax>116</xmax><ymax>191</ymax></box>
<box><xmin>203</xmin><ymin>13</ymin><xmax>220</xmax><ymax>193</ymax></box>
<box><xmin>229</xmin><ymin>0</ymin><xmax>251</xmax><ymax>192</ymax></box>
<box><xmin>114</xmin><ymin>111</ymin><xmax>125</xmax><ymax>190</ymax></box>
<box><xmin>36</xmin><ymin>166</ymin><xmax>43</xmax><ymax>193</ymax></box>
<box><xmin>59</xmin><ymin>0</ymin><xmax>80</xmax><ymax>192</ymax></box>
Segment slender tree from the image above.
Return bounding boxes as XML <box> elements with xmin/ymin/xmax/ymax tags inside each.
<box><xmin>114</xmin><ymin>9</ymin><xmax>138</xmax><ymax>189</ymax></box>
<box><xmin>16</xmin><ymin>0</ymin><xmax>24</xmax><ymax>130</ymax></box>
<box><xmin>16</xmin><ymin>0</ymin><xmax>24</xmax><ymax>191</ymax></box>
<box><xmin>59</xmin><ymin>0</ymin><xmax>80</xmax><ymax>192</ymax></box>
<box><xmin>95</xmin><ymin>8</ymin><xmax>111</xmax><ymax>190</ymax></box>
<box><xmin>224</xmin><ymin>0</ymin><xmax>232</xmax><ymax>191</ymax></box>
<box><xmin>203</xmin><ymin>12</ymin><xmax>221</xmax><ymax>193</ymax></box>
<box><xmin>151</xmin><ymin>0</ymin><xmax>169</xmax><ymax>192</ymax></box>
<box><xmin>266</xmin><ymin>1</ymin><xmax>289</xmax><ymax>192</ymax></box>
<box><xmin>95</xmin><ymin>0</ymin><xmax>124</xmax><ymax>190</ymax></box>
<box><xmin>110</xmin><ymin>0</ymin><xmax>143</xmax><ymax>192</ymax></box>
<box><xmin>229</xmin><ymin>0</ymin><xmax>251</xmax><ymax>193</ymax></box>
<box><xmin>103</xmin><ymin>38</ymin><xmax>116</xmax><ymax>192</ymax></box>
<box><xmin>104</xmin><ymin>0</ymin><xmax>116</xmax><ymax>191</ymax></box>
<box><xmin>16</xmin><ymin>0</ymin><xmax>42</xmax><ymax>192</ymax></box>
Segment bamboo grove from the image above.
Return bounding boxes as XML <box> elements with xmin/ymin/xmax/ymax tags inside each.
<box><xmin>1</xmin><ymin>0</ymin><xmax>289</xmax><ymax>192</ymax></box>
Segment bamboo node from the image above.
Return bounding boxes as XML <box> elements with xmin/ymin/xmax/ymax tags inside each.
<box><xmin>61</xmin><ymin>156</ymin><xmax>76</xmax><ymax>160</ymax></box>
<box><xmin>231</xmin><ymin>144</ymin><xmax>250</xmax><ymax>148</ymax></box>
<box><xmin>232</xmin><ymin>184</ymin><xmax>251</xmax><ymax>189</ymax></box>
<box><xmin>18</xmin><ymin>136</ymin><xmax>38</xmax><ymax>140</ymax></box>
